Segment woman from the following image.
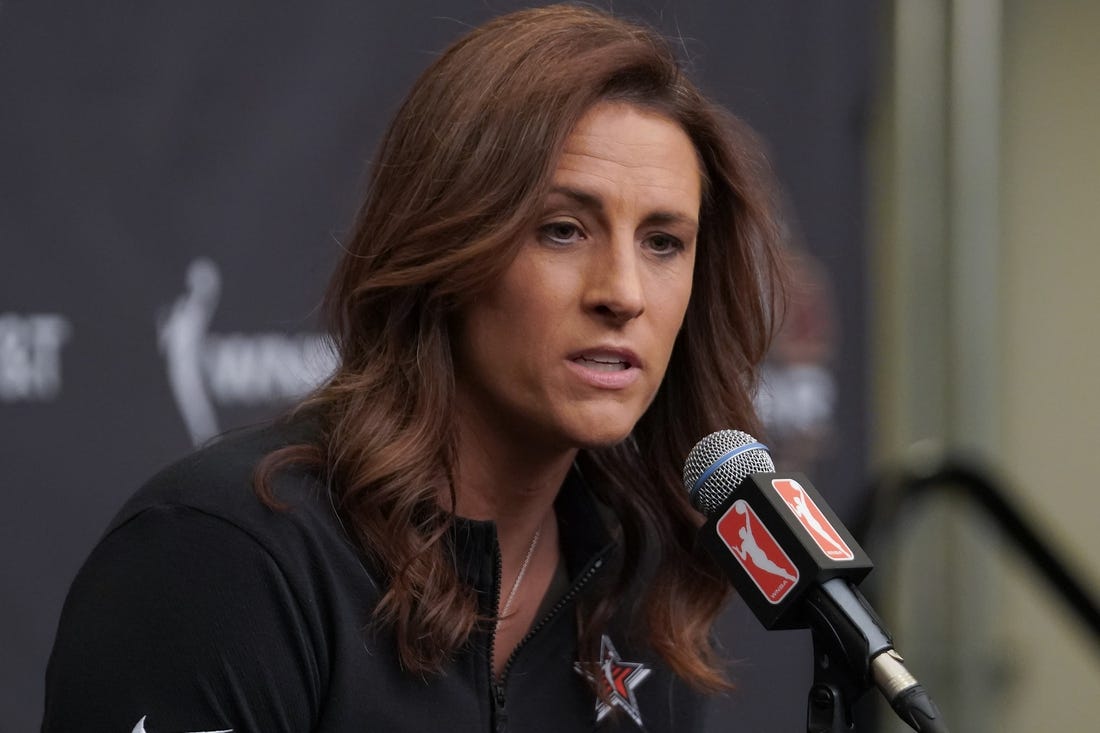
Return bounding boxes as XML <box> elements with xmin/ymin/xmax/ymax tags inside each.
<box><xmin>43</xmin><ymin>5</ymin><xmax>785</xmax><ymax>732</ymax></box>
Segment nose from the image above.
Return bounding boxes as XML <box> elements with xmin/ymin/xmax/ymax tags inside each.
<box><xmin>583</xmin><ymin>235</ymin><xmax>645</xmax><ymax>322</ymax></box>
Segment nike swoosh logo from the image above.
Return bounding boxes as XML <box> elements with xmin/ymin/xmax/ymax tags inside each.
<box><xmin>132</xmin><ymin>715</ymin><xmax>233</xmax><ymax>733</ymax></box>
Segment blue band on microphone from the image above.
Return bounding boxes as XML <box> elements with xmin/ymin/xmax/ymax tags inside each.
<box><xmin>691</xmin><ymin>442</ymin><xmax>770</xmax><ymax>495</ymax></box>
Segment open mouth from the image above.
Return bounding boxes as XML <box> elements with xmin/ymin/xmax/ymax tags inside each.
<box><xmin>566</xmin><ymin>349</ymin><xmax>641</xmax><ymax>389</ymax></box>
<box><xmin>574</xmin><ymin>355</ymin><xmax>631</xmax><ymax>372</ymax></box>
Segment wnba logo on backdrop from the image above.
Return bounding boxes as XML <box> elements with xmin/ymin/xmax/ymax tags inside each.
<box><xmin>0</xmin><ymin>312</ymin><xmax>72</xmax><ymax>402</ymax></box>
<box><xmin>158</xmin><ymin>258</ymin><xmax>336</xmax><ymax>446</ymax></box>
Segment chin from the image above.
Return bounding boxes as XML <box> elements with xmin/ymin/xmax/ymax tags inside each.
<box><xmin>569</xmin><ymin>423</ymin><xmax>637</xmax><ymax>450</ymax></box>
<box><xmin>562</xmin><ymin>403</ymin><xmax>650</xmax><ymax>449</ymax></box>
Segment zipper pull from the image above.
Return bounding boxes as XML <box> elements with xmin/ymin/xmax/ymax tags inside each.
<box><xmin>492</xmin><ymin>681</ymin><xmax>508</xmax><ymax>733</ymax></box>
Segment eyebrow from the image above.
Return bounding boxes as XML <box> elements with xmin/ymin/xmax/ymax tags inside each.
<box><xmin>547</xmin><ymin>185</ymin><xmax>699</xmax><ymax>234</ymax></box>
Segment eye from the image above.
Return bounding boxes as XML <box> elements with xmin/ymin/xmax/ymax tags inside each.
<box><xmin>646</xmin><ymin>233</ymin><xmax>686</xmax><ymax>256</ymax></box>
<box><xmin>539</xmin><ymin>220</ymin><xmax>585</xmax><ymax>246</ymax></box>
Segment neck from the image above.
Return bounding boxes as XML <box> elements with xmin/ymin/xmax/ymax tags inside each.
<box><xmin>449</xmin><ymin>402</ymin><xmax>576</xmax><ymax>558</ymax></box>
<box><xmin>449</xmin><ymin>400</ymin><xmax>575</xmax><ymax>677</ymax></box>
<box><xmin>452</xmin><ymin>437</ymin><xmax>574</xmax><ymax>521</ymax></box>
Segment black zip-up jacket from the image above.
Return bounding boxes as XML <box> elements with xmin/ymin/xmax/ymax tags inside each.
<box><xmin>43</xmin><ymin>421</ymin><xmax>705</xmax><ymax>732</ymax></box>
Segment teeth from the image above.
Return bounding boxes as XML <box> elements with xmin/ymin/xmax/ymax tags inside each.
<box><xmin>579</xmin><ymin>356</ymin><xmax>628</xmax><ymax>371</ymax></box>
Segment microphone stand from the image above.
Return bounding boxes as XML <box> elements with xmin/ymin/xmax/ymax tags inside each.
<box><xmin>805</xmin><ymin>611</ymin><xmax>863</xmax><ymax>732</ymax></box>
<box><xmin>804</xmin><ymin>579</ymin><xmax>949</xmax><ymax>733</ymax></box>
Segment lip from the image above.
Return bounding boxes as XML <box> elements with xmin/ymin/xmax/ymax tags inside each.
<box><xmin>565</xmin><ymin>346</ymin><xmax>643</xmax><ymax>390</ymax></box>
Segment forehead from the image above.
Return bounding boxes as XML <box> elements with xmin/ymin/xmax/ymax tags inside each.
<box><xmin>553</xmin><ymin>102</ymin><xmax>703</xmax><ymax>205</ymax></box>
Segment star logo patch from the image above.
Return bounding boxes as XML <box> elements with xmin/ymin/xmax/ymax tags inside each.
<box><xmin>574</xmin><ymin>635</ymin><xmax>652</xmax><ymax>727</ymax></box>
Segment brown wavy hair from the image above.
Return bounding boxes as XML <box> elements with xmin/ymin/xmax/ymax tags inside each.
<box><xmin>256</xmin><ymin>4</ymin><xmax>786</xmax><ymax>691</ymax></box>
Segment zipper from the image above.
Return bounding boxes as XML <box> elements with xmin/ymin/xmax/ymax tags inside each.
<box><xmin>489</xmin><ymin>545</ymin><xmax>506</xmax><ymax>732</ymax></box>
<box><xmin>491</xmin><ymin>681</ymin><xmax>508</xmax><ymax>733</ymax></box>
<box><xmin>488</xmin><ymin>545</ymin><xmax>612</xmax><ymax>731</ymax></box>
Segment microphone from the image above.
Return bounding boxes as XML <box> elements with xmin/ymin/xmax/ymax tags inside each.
<box><xmin>683</xmin><ymin>429</ymin><xmax>948</xmax><ymax>733</ymax></box>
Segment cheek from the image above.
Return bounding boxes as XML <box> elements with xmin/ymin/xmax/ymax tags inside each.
<box><xmin>654</xmin><ymin>273</ymin><xmax>695</xmax><ymax>342</ymax></box>
<box><xmin>497</xmin><ymin>259</ymin><xmax>576</xmax><ymax>333</ymax></box>
<box><xmin>471</xmin><ymin>275</ymin><xmax>568</xmax><ymax>366</ymax></box>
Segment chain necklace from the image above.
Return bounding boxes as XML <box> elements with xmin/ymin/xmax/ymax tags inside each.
<box><xmin>500</xmin><ymin>521</ymin><xmax>543</xmax><ymax>618</ymax></box>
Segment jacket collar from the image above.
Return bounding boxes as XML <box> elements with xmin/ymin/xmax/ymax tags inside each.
<box><xmin>450</xmin><ymin>466</ymin><xmax>616</xmax><ymax>592</ymax></box>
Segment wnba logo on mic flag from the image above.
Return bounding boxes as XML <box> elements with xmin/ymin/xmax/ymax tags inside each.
<box><xmin>715</xmin><ymin>500</ymin><xmax>799</xmax><ymax>604</ymax></box>
<box><xmin>771</xmin><ymin>478</ymin><xmax>854</xmax><ymax>561</ymax></box>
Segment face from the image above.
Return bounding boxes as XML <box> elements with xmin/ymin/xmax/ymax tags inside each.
<box><xmin>452</xmin><ymin>101</ymin><xmax>701</xmax><ymax>457</ymax></box>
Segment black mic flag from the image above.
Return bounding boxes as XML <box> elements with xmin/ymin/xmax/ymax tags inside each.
<box><xmin>684</xmin><ymin>430</ymin><xmax>949</xmax><ymax>733</ymax></box>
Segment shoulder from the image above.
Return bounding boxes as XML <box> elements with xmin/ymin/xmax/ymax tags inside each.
<box><xmin>43</xmin><ymin>417</ymin><xmax>377</xmax><ymax>731</ymax></box>
<box><xmin>46</xmin><ymin>498</ymin><xmax>327</xmax><ymax>731</ymax></box>
<box><xmin>109</xmin><ymin>417</ymin><xmax>339</xmax><ymax>559</ymax></box>
<box><xmin>117</xmin><ymin>417</ymin><xmax>315</xmax><ymax>514</ymax></box>
<box><xmin>92</xmin><ymin>414</ymin><xmax>381</xmax><ymax>627</ymax></box>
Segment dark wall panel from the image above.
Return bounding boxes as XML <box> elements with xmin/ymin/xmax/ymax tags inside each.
<box><xmin>0</xmin><ymin>2</ymin><xmax>874</xmax><ymax>730</ymax></box>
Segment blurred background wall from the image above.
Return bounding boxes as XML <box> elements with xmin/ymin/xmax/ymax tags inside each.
<box><xmin>872</xmin><ymin>1</ymin><xmax>1100</xmax><ymax>730</ymax></box>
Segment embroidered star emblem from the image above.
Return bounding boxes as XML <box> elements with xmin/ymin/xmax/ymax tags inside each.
<box><xmin>574</xmin><ymin>635</ymin><xmax>652</xmax><ymax>727</ymax></box>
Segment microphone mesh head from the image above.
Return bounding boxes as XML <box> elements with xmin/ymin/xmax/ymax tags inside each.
<box><xmin>682</xmin><ymin>430</ymin><xmax>776</xmax><ymax>516</ymax></box>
